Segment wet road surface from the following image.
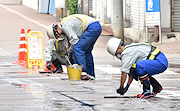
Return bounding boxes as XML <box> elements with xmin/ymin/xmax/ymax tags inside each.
<box><xmin>0</xmin><ymin>58</ymin><xmax>180</xmax><ymax>111</ymax></box>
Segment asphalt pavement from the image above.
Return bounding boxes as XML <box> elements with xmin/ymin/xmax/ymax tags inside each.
<box><xmin>0</xmin><ymin>0</ymin><xmax>180</xmax><ymax>111</ymax></box>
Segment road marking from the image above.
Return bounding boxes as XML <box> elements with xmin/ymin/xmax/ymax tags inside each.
<box><xmin>0</xmin><ymin>4</ymin><xmax>47</xmax><ymax>28</ymax></box>
<box><xmin>0</xmin><ymin>48</ymin><xmax>14</xmax><ymax>56</ymax></box>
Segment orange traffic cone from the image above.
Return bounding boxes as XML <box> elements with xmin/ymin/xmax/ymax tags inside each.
<box><xmin>27</xmin><ymin>29</ymin><xmax>31</xmax><ymax>34</ymax></box>
<box><xmin>17</xmin><ymin>29</ymin><xmax>27</xmax><ymax>65</ymax></box>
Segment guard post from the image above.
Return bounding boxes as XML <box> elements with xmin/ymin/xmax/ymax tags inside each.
<box><xmin>27</xmin><ymin>31</ymin><xmax>43</xmax><ymax>69</ymax></box>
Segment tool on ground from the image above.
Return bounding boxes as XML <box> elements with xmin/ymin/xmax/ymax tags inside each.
<box><xmin>104</xmin><ymin>95</ymin><xmax>137</xmax><ymax>98</ymax></box>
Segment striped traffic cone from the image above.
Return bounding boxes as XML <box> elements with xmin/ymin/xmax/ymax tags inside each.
<box><xmin>27</xmin><ymin>29</ymin><xmax>31</xmax><ymax>34</ymax></box>
<box><xmin>17</xmin><ymin>29</ymin><xmax>27</xmax><ymax>65</ymax></box>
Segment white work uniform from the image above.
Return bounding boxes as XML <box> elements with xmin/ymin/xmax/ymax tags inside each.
<box><xmin>45</xmin><ymin>37</ymin><xmax>71</xmax><ymax>64</ymax></box>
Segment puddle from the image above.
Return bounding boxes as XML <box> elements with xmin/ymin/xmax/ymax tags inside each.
<box><xmin>0</xmin><ymin>72</ymin><xmax>28</xmax><ymax>74</ymax></box>
<box><xmin>11</xmin><ymin>83</ymin><xmax>45</xmax><ymax>98</ymax></box>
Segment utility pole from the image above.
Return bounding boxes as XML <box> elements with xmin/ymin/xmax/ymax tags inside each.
<box><xmin>112</xmin><ymin>0</ymin><xmax>124</xmax><ymax>42</ymax></box>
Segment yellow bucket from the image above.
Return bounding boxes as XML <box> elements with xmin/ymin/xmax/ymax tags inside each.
<box><xmin>67</xmin><ymin>64</ymin><xmax>83</xmax><ymax>80</ymax></box>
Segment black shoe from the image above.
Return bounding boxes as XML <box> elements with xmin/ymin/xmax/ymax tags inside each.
<box><xmin>80</xmin><ymin>75</ymin><xmax>95</xmax><ymax>80</ymax></box>
<box><xmin>51</xmin><ymin>59</ymin><xmax>63</xmax><ymax>73</ymax></box>
<box><xmin>52</xmin><ymin>66</ymin><xmax>63</xmax><ymax>73</ymax></box>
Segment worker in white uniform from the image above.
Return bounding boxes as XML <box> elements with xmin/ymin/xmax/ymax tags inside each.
<box><xmin>45</xmin><ymin>24</ymin><xmax>73</xmax><ymax>73</ymax></box>
<box><xmin>106</xmin><ymin>38</ymin><xmax>168</xmax><ymax>98</ymax></box>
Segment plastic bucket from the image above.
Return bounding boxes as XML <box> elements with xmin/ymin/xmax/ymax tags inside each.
<box><xmin>67</xmin><ymin>64</ymin><xmax>83</xmax><ymax>80</ymax></box>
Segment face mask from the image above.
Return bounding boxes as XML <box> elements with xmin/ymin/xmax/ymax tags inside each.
<box><xmin>55</xmin><ymin>34</ymin><xmax>66</xmax><ymax>41</ymax></box>
<box><xmin>116</xmin><ymin>54</ymin><xmax>121</xmax><ymax>59</ymax></box>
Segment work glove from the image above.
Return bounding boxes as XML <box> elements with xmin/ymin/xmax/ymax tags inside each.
<box><xmin>116</xmin><ymin>84</ymin><xmax>130</xmax><ymax>95</ymax></box>
<box><xmin>116</xmin><ymin>87</ymin><xmax>124</xmax><ymax>95</ymax></box>
<box><xmin>47</xmin><ymin>61</ymin><xmax>52</xmax><ymax>70</ymax></box>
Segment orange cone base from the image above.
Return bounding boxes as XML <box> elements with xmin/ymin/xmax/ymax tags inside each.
<box><xmin>43</xmin><ymin>62</ymin><xmax>56</xmax><ymax>71</ymax></box>
<box><xmin>15</xmin><ymin>60</ymin><xmax>27</xmax><ymax>67</ymax></box>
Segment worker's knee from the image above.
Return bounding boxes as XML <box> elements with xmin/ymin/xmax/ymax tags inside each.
<box><xmin>136</xmin><ymin>62</ymin><xmax>147</xmax><ymax>76</ymax></box>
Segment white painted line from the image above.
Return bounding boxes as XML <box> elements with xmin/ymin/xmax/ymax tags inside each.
<box><xmin>0</xmin><ymin>48</ymin><xmax>14</xmax><ymax>56</ymax></box>
<box><xmin>0</xmin><ymin>5</ymin><xmax>47</xmax><ymax>28</ymax></box>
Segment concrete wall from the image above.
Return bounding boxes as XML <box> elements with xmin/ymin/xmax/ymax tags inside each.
<box><xmin>160</xmin><ymin>0</ymin><xmax>170</xmax><ymax>28</ymax></box>
<box><xmin>92</xmin><ymin>0</ymin><xmax>96</xmax><ymax>17</ymax></box>
<box><xmin>22</xmin><ymin>0</ymin><xmax>56</xmax><ymax>14</ymax></box>
<box><xmin>106</xmin><ymin>0</ymin><xmax>112</xmax><ymax>19</ymax></box>
<box><xmin>22</xmin><ymin>0</ymin><xmax>38</xmax><ymax>11</ymax></box>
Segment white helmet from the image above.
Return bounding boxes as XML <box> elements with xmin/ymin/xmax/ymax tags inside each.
<box><xmin>46</xmin><ymin>24</ymin><xmax>55</xmax><ymax>39</ymax></box>
<box><xmin>106</xmin><ymin>38</ymin><xmax>122</xmax><ymax>56</ymax></box>
<box><xmin>46</xmin><ymin>24</ymin><xmax>65</xmax><ymax>41</ymax></box>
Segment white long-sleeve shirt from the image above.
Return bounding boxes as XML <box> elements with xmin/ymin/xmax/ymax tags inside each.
<box><xmin>59</xmin><ymin>14</ymin><xmax>97</xmax><ymax>45</ymax></box>
<box><xmin>120</xmin><ymin>43</ymin><xmax>152</xmax><ymax>74</ymax></box>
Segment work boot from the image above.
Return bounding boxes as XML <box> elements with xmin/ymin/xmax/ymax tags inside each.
<box><xmin>137</xmin><ymin>90</ymin><xmax>153</xmax><ymax>98</ymax></box>
<box><xmin>52</xmin><ymin>59</ymin><xmax>63</xmax><ymax>73</ymax></box>
<box><xmin>52</xmin><ymin>65</ymin><xmax>63</xmax><ymax>73</ymax></box>
<box><xmin>137</xmin><ymin>74</ymin><xmax>153</xmax><ymax>98</ymax></box>
<box><xmin>150</xmin><ymin>76</ymin><xmax>163</xmax><ymax>96</ymax></box>
<box><xmin>80</xmin><ymin>75</ymin><xmax>90</xmax><ymax>80</ymax></box>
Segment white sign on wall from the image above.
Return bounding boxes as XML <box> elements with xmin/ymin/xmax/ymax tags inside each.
<box><xmin>145</xmin><ymin>0</ymin><xmax>162</xmax><ymax>44</ymax></box>
<box><xmin>145</xmin><ymin>0</ymin><xmax>160</xmax><ymax>26</ymax></box>
<box><xmin>146</xmin><ymin>12</ymin><xmax>160</xmax><ymax>26</ymax></box>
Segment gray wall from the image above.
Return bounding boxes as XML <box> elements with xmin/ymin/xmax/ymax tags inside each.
<box><xmin>160</xmin><ymin>0</ymin><xmax>171</xmax><ymax>28</ymax></box>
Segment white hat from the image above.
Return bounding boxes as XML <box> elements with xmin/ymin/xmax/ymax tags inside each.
<box><xmin>106</xmin><ymin>38</ymin><xmax>122</xmax><ymax>56</ymax></box>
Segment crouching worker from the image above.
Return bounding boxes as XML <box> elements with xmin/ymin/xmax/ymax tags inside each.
<box><xmin>45</xmin><ymin>24</ymin><xmax>73</xmax><ymax>73</ymax></box>
<box><xmin>48</xmin><ymin>14</ymin><xmax>102</xmax><ymax>80</ymax></box>
<box><xmin>106</xmin><ymin>38</ymin><xmax>168</xmax><ymax>98</ymax></box>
